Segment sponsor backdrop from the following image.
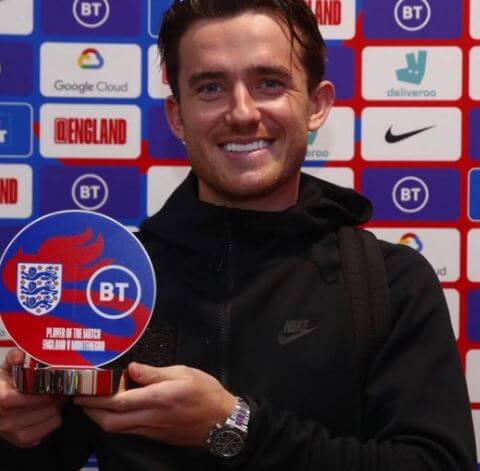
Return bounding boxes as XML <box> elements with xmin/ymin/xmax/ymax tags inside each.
<box><xmin>0</xmin><ymin>0</ymin><xmax>479</xmax><ymax>468</ymax></box>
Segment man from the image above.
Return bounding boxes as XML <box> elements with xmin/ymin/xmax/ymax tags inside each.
<box><xmin>0</xmin><ymin>0</ymin><xmax>476</xmax><ymax>469</ymax></box>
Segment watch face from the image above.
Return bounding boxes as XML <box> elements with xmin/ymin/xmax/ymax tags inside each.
<box><xmin>212</xmin><ymin>428</ymin><xmax>244</xmax><ymax>458</ymax></box>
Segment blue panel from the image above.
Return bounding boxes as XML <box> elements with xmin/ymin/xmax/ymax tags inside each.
<box><xmin>363</xmin><ymin>0</ymin><xmax>462</xmax><ymax>39</ymax></box>
<box><xmin>467</xmin><ymin>291</ymin><xmax>480</xmax><ymax>342</ymax></box>
<box><xmin>0</xmin><ymin>43</ymin><xmax>33</xmax><ymax>96</ymax></box>
<box><xmin>39</xmin><ymin>167</ymin><xmax>141</xmax><ymax>219</ymax></box>
<box><xmin>0</xmin><ymin>104</ymin><xmax>32</xmax><ymax>157</ymax></box>
<box><xmin>325</xmin><ymin>47</ymin><xmax>354</xmax><ymax>100</ymax></box>
<box><xmin>148</xmin><ymin>105</ymin><xmax>187</xmax><ymax>160</ymax></box>
<box><xmin>470</xmin><ymin>109</ymin><xmax>480</xmax><ymax>160</ymax></box>
<box><xmin>149</xmin><ymin>0</ymin><xmax>174</xmax><ymax>37</ymax></box>
<box><xmin>41</xmin><ymin>0</ymin><xmax>141</xmax><ymax>36</ymax></box>
<box><xmin>362</xmin><ymin>169</ymin><xmax>460</xmax><ymax>221</ymax></box>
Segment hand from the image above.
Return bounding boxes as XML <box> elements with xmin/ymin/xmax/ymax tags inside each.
<box><xmin>0</xmin><ymin>348</ymin><xmax>63</xmax><ymax>448</ymax></box>
<box><xmin>74</xmin><ymin>363</ymin><xmax>237</xmax><ymax>448</ymax></box>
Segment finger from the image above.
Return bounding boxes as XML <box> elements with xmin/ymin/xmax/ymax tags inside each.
<box><xmin>0</xmin><ymin>348</ymin><xmax>25</xmax><ymax>370</ymax></box>
<box><xmin>128</xmin><ymin>363</ymin><xmax>191</xmax><ymax>386</ymax></box>
<box><xmin>0</xmin><ymin>402</ymin><xmax>61</xmax><ymax>435</ymax></box>
<box><xmin>0</xmin><ymin>387</ymin><xmax>56</xmax><ymax>412</ymax></box>
<box><xmin>8</xmin><ymin>413</ymin><xmax>62</xmax><ymax>449</ymax></box>
<box><xmin>74</xmin><ymin>382</ymin><xmax>171</xmax><ymax>412</ymax></box>
<box><xmin>82</xmin><ymin>407</ymin><xmax>163</xmax><ymax>434</ymax></box>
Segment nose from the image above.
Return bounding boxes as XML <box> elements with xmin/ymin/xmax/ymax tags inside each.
<box><xmin>225</xmin><ymin>84</ymin><xmax>261</xmax><ymax>128</ymax></box>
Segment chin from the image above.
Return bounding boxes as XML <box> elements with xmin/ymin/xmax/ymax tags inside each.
<box><xmin>218</xmin><ymin>173</ymin><xmax>293</xmax><ymax>201</ymax></box>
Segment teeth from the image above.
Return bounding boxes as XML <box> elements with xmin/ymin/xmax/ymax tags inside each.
<box><xmin>222</xmin><ymin>140</ymin><xmax>270</xmax><ymax>153</ymax></box>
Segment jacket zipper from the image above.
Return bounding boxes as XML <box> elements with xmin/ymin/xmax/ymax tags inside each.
<box><xmin>219</xmin><ymin>223</ymin><xmax>234</xmax><ymax>387</ymax></box>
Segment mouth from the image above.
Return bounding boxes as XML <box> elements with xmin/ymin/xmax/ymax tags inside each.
<box><xmin>218</xmin><ymin>139</ymin><xmax>274</xmax><ymax>154</ymax></box>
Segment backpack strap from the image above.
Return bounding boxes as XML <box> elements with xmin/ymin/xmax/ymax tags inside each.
<box><xmin>338</xmin><ymin>227</ymin><xmax>389</xmax><ymax>432</ymax></box>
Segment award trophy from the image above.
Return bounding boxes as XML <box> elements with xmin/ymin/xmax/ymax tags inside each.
<box><xmin>0</xmin><ymin>210</ymin><xmax>156</xmax><ymax>395</ymax></box>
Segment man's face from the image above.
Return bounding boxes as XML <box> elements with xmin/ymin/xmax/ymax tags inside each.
<box><xmin>166</xmin><ymin>11</ymin><xmax>334</xmax><ymax>210</ymax></box>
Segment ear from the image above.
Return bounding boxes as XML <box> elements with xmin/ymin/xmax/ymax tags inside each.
<box><xmin>307</xmin><ymin>80</ymin><xmax>335</xmax><ymax>132</ymax></box>
<box><xmin>165</xmin><ymin>95</ymin><xmax>185</xmax><ymax>141</ymax></box>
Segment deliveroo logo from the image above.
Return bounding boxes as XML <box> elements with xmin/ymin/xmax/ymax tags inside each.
<box><xmin>306</xmin><ymin>130</ymin><xmax>329</xmax><ymax>160</ymax></box>
<box><xmin>396</xmin><ymin>50</ymin><xmax>427</xmax><ymax>85</ymax></box>
<box><xmin>308</xmin><ymin>130</ymin><xmax>317</xmax><ymax>146</ymax></box>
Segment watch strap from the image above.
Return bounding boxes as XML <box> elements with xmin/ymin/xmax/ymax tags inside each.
<box><xmin>206</xmin><ymin>396</ymin><xmax>250</xmax><ymax>457</ymax></box>
<box><xmin>225</xmin><ymin>396</ymin><xmax>250</xmax><ymax>434</ymax></box>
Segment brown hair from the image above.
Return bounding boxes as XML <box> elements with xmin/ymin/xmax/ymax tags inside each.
<box><xmin>158</xmin><ymin>0</ymin><xmax>327</xmax><ymax>99</ymax></box>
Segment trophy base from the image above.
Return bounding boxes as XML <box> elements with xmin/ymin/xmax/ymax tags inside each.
<box><xmin>12</xmin><ymin>365</ymin><xmax>126</xmax><ymax>395</ymax></box>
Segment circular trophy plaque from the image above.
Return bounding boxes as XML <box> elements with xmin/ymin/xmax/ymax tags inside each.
<box><xmin>0</xmin><ymin>211</ymin><xmax>156</xmax><ymax>394</ymax></box>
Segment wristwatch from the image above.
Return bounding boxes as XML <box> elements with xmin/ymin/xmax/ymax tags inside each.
<box><xmin>206</xmin><ymin>396</ymin><xmax>250</xmax><ymax>458</ymax></box>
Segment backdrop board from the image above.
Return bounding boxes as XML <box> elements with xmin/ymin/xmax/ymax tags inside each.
<box><xmin>0</xmin><ymin>0</ymin><xmax>479</xmax><ymax>469</ymax></box>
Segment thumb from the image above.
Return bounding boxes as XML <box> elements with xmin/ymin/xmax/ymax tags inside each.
<box><xmin>1</xmin><ymin>348</ymin><xmax>25</xmax><ymax>370</ymax></box>
<box><xmin>127</xmin><ymin>362</ymin><xmax>186</xmax><ymax>386</ymax></box>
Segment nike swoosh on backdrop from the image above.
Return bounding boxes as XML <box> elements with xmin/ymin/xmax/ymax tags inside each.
<box><xmin>277</xmin><ymin>325</ymin><xmax>320</xmax><ymax>346</ymax></box>
<box><xmin>385</xmin><ymin>125</ymin><xmax>436</xmax><ymax>143</ymax></box>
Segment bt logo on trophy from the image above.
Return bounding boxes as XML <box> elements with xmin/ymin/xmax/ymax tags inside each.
<box><xmin>0</xmin><ymin>210</ymin><xmax>155</xmax><ymax>368</ymax></box>
<box><xmin>87</xmin><ymin>264</ymin><xmax>141</xmax><ymax>320</ymax></box>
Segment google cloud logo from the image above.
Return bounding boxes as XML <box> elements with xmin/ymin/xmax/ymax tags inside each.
<box><xmin>398</xmin><ymin>232</ymin><xmax>423</xmax><ymax>252</ymax></box>
<box><xmin>78</xmin><ymin>48</ymin><xmax>104</xmax><ymax>69</ymax></box>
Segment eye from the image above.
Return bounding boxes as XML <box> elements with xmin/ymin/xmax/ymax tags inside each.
<box><xmin>198</xmin><ymin>82</ymin><xmax>223</xmax><ymax>94</ymax></box>
<box><xmin>259</xmin><ymin>79</ymin><xmax>283</xmax><ymax>91</ymax></box>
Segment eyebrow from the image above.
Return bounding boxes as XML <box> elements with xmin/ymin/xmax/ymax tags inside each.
<box><xmin>187</xmin><ymin>65</ymin><xmax>292</xmax><ymax>89</ymax></box>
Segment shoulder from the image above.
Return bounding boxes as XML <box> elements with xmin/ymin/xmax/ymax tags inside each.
<box><xmin>377</xmin><ymin>238</ymin><xmax>438</xmax><ymax>286</ymax></box>
<box><xmin>374</xmin><ymin>237</ymin><xmax>448</xmax><ymax>330</ymax></box>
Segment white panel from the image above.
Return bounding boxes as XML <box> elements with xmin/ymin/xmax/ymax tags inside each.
<box><xmin>147</xmin><ymin>166</ymin><xmax>191</xmax><ymax>216</ymax></box>
<box><xmin>148</xmin><ymin>45</ymin><xmax>172</xmax><ymax>99</ymax></box>
<box><xmin>41</xmin><ymin>43</ymin><xmax>141</xmax><ymax>99</ymax></box>
<box><xmin>472</xmin><ymin>410</ymin><xmax>480</xmax><ymax>465</ymax></box>
<box><xmin>370</xmin><ymin>228</ymin><xmax>460</xmax><ymax>282</ymax></box>
<box><xmin>466</xmin><ymin>350</ymin><xmax>480</xmax><ymax>402</ymax></box>
<box><xmin>0</xmin><ymin>164</ymin><xmax>32</xmax><ymax>219</ymax></box>
<box><xmin>471</xmin><ymin>0</ymin><xmax>480</xmax><ymax>39</ymax></box>
<box><xmin>302</xmin><ymin>167</ymin><xmax>354</xmax><ymax>188</ymax></box>
<box><xmin>0</xmin><ymin>0</ymin><xmax>33</xmax><ymax>35</ymax></box>
<box><xmin>362</xmin><ymin>47</ymin><xmax>462</xmax><ymax>101</ymax></box>
<box><xmin>306</xmin><ymin>107</ymin><xmax>354</xmax><ymax>162</ymax></box>
<box><xmin>361</xmin><ymin>107</ymin><xmax>461</xmax><ymax>161</ymax></box>
<box><xmin>469</xmin><ymin>47</ymin><xmax>480</xmax><ymax>100</ymax></box>
<box><xmin>444</xmin><ymin>289</ymin><xmax>460</xmax><ymax>341</ymax></box>
<box><xmin>312</xmin><ymin>0</ymin><xmax>356</xmax><ymax>40</ymax></box>
<box><xmin>467</xmin><ymin>229</ymin><xmax>480</xmax><ymax>281</ymax></box>
<box><xmin>40</xmin><ymin>104</ymin><xmax>141</xmax><ymax>159</ymax></box>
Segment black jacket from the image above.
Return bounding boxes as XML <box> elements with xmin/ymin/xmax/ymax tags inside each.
<box><xmin>1</xmin><ymin>172</ymin><xmax>476</xmax><ymax>470</ymax></box>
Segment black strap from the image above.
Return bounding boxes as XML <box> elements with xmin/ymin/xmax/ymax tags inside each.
<box><xmin>338</xmin><ymin>227</ymin><xmax>389</xmax><ymax>433</ymax></box>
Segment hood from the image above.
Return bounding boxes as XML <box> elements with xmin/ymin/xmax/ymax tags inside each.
<box><xmin>140</xmin><ymin>171</ymin><xmax>372</xmax><ymax>256</ymax></box>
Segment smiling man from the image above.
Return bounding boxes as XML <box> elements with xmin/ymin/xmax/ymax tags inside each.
<box><xmin>0</xmin><ymin>1</ymin><xmax>476</xmax><ymax>470</ymax></box>
<box><xmin>163</xmin><ymin>7</ymin><xmax>333</xmax><ymax>211</ymax></box>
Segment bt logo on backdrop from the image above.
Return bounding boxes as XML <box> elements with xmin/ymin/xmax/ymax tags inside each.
<box><xmin>392</xmin><ymin>176</ymin><xmax>429</xmax><ymax>213</ymax></box>
<box><xmin>71</xmin><ymin>174</ymin><xmax>109</xmax><ymax>211</ymax></box>
<box><xmin>394</xmin><ymin>0</ymin><xmax>431</xmax><ymax>31</ymax></box>
<box><xmin>73</xmin><ymin>0</ymin><xmax>110</xmax><ymax>28</ymax></box>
